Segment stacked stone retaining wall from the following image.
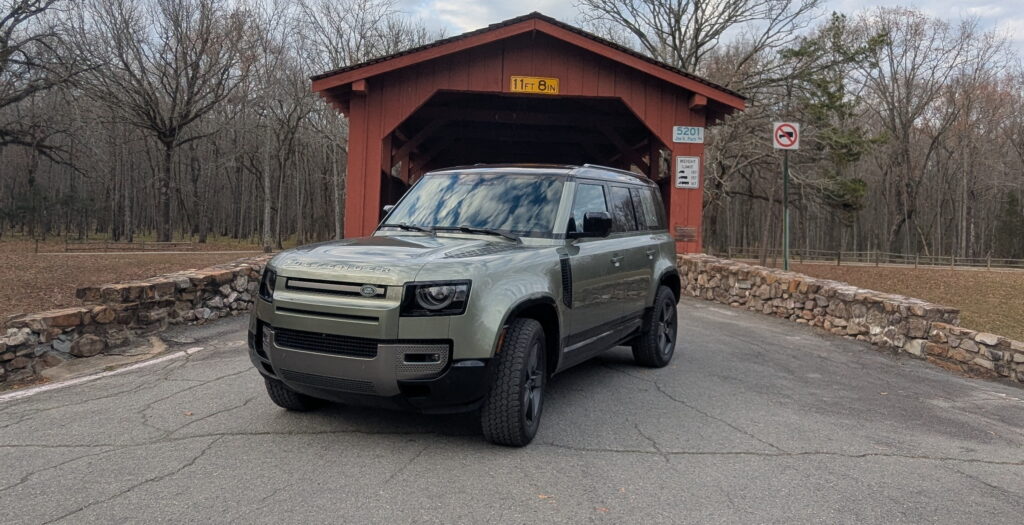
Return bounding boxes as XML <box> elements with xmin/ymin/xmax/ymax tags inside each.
<box><xmin>679</xmin><ymin>254</ymin><xmax>1024</xmax><ymax>384</ymax></box>
<box><xmin>0</xmin><ymin>255</ymin><xmax>272</xmax><ymax>384</ymax></box>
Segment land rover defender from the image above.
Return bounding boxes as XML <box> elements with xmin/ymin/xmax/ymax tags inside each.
<box><xmin>247</xmin><ymin>164</ymin><xmax>680</xmax><ymax>446</ymax></box>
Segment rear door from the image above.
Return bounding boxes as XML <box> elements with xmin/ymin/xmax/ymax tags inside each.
<box><xmin>605</xmin><ymin>184</ymin><xmax>651</xmax><ymax>316</ymax></box>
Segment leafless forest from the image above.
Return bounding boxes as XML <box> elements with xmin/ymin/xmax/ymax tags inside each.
<box><xmin>1</xmin><ymin>0</ymin><xmax>1022</xmax><ymax>258</ymax></box>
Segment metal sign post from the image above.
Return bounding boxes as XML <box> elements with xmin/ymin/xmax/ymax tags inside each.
<box><xmin>772</xmin><ymin>122</ymin><xmax>799</xmax><ymax>270</ymax></box>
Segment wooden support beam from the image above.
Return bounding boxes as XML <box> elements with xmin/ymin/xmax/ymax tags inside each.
<box><xmin>413</xmin><ymin>106</ymin><xmax>639</xmax><ymax>129</ymax></box>
<box><xmin>416</xmin><ymin>135</ymin><xmax>455</xmax><ymax>168</ymax></box>
<box><xmin>352</xmin><ymin>79</ymin><xmax>367</xmax><ymax>93</ymax></box>
<box><xmin>392</xmin><ymin>119</ymin><xmax>448</xmax><ymax>161</ymax></box>
<box><xmin>599</xmin><ymin>126</ymin><xmax>649</xmax><ymax>174</ymax></box>
<box><xmin>689</xmin><ymin>93</ymin><xmax>707</xmax><ymax>109</ymax></box>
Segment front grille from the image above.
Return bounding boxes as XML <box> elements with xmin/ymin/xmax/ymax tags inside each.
<box><xmin>273</xmin><ymin>327</ymin><xmax>378</xmax><ymax>358</ymax></box>
<box><xmin>280</xmin><ymin>369</ymin><xmax>376</xmax><ymax>394</ymax></box>
<box><xmin>285</xmin><ymin>277</ymin><xmax>386</xmax><ymax>298</ymax></box>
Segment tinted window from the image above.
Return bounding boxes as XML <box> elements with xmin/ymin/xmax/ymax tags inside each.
<box><xmin>636</xmin><ymin>188</ymin><xmax>665</xmax><ymax>230</ymax></box>
<box><xmin>383</xmin><ymin>172</ymin><xmax>564</xmax><ymax>236</ymax></box>
<box><xmin>649</xmin><ymin>188</ymin><xmax>668</xmax><ymax>229</ymax></box>
<box><xmin>568</xmin><ymin>183</ymin><xmax>607</xmax><ymax>233</ymax></box>
<box><xmin>629</xmin><ymin>188</ymin><xmax>648</xmax><ymax>229</ymax></box>
<box><xmin>608</xmin><ymin>186</ymin><xmax>637</xmax><ymax>232</ymax></box>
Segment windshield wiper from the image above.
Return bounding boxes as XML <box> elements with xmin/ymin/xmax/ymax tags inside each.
<box><xmin>380</xmin><ymin>223</ymin><xmax>434</xmax><ymax>234</ymax></box>
<box><xmin>433</xmin><ymin>226</ymin><xmax>520</xmax><ymax>243</ymax></box>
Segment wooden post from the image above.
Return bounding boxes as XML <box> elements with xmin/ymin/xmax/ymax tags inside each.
<box><xmin>875</xmin><ymin>250</ymin><xmax>879</xmax><ymax>267</ymax></box>
<box><xmin>914</xmin><ymin>253</ymin><xmax>919</xmax><ymax>268</ymax></box>
<box><xmin>35</xmin><ymin>238</ymin><xmax>39</xmax><ymax>254</ymax></box>
<box><xmin>987</xmin><ymin>255</ymin><xmax>991</xmax><ymax>270</ymax></box>
<box><xmin>836</xmin><ymin>250</ymin><xmax>841</xmax><ymax>266</ymax></box>
<box><xmin>950</xmin><ymin>255</ymin><xmax>955</xmax><ymax>269</ymax></box>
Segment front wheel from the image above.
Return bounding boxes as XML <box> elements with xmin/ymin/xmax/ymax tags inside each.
<box><xmin>480</xmin><ymin>318</ymin><xmax>546</xmax><ymax>447</ymax></box>
<box><xmin>632</xmin><ymin>286</ymin><xmax>678</xmax><ymax>368</ymax></box>
<box><xmin>264</xmin><ymin>376</ymin><xmax>322</xmax><ymax>411</ymax></box>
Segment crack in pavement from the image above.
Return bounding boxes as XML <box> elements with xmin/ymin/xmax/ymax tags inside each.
<box><xmin>167</xmin><ymin>395</ymin><xmax>260</xmax><ymax>436</ymax></box>
<box><xmin>382</xmin><ymin>444</ymin><xmax>429</xmax><ymax>486</ymax></box>
<box><xmin>40</xmin><ymin>435</ymin><xmax>225</xmax><ymax>525</ymax></box>
<box><xmin>0</xmin><ymin>446</ymin><xmax>118</xmax><ymax>494</ymax></box>
<box><xmin>537</xmin><ymin>441</ymin><xmax>1024</xmax><ymax>466</ymax></box>
<box><xmin>945</xmin><ymin>464</ymin><xmax>1024</xmax><ymax>504</ymax></box>
<box><xmin>0</xmin><ymin>428</ymin><xmax>472</xmax><ymax>451</ymax></box>
<box><xmin>631</xmin><ymin>420</ymin><xmax>669</xmax><ymax>463</ymax></box>
<box><xmin>601</xmin><ymin>363</ymin><xmax>786</xmax><ymax>453</ymax></box>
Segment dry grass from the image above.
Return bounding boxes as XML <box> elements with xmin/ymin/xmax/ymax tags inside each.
<box><xmin>783</xmin><ymin>263</ymin><xmax>1024</xmax><ymax>341</ymax></box>
<box><xmin>0</xmin><ymin>238</ymin><xmax>262</xmax><ymax>320</ymax></box>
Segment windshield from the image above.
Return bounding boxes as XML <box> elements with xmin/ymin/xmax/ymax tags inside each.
<box><xmin>380</xmin><ymin>172</ymin><xmax>565</xmax><ymax>237</ymax></box>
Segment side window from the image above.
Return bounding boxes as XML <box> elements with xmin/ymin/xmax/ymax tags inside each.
<box><xmin>636</xmin><ymin>188</ymin><xmax>666</xmax><ymax>230</ymax></box>
<box><xmin>650</xmin><ymin>188</ymin><xmax>668</xmax><ymax>229</ymax></box>
<box><xmin>568</xmin><ymin>183</ymin><xmax>608</xmax><ymax>233</ymax></box>
<box><xmin>629</xmin><ymin>188</ymin><xmax>648</xmax><ymax>230</ymax></box>
<box><xmin>608</xmin><ymin>186</ymin><xmax>638</xmax><ymax>232</ymax></box>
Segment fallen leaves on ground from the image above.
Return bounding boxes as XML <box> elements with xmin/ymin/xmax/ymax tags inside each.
<box><xmin>0</xmin><ymin>242</ymin><xmax>259</xmax><ymax>319</ymax></box>
<box><xmin>788</xmin><ymin>263</ymin><xmax>1024</xmax><ymax>341</ymax></box>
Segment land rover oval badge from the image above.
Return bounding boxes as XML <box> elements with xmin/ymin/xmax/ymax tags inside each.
<box><xmin>360</xmin><ymin>285</ymin><xmax>377</xmax><ymax>297</ymax></box>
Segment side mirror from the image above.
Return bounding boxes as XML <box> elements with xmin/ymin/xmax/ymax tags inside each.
<box><xmin>382</xmin><ymin>204</ymin><xmax>395</xmax><ymax>215</ymax></box>
<box><xmin>581</xmin><ymin>211</ymin><xmax>613</xmax><ymax>238</ymax></box>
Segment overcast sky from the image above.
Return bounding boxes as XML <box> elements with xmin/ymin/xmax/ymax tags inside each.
<box><xmin>396</xmin><ymin>0</ymin><xmax>1024</xmax><ymax>55</ymax></box>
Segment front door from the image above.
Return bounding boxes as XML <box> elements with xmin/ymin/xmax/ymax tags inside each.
<box><xmin>562</xmin><ymin>182</ymin><xmax>631</xmax><ymax>365</ymax></box>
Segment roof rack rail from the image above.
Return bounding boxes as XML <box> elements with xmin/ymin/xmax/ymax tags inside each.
<box><xmin>579</xmin><ymin>164</ymin><xmax>651</xmax><ymax>181</ymax></box>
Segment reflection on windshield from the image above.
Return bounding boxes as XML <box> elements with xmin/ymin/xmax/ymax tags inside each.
<box><xmin>383</xmin><ymin>172</ymin><xmax>564</xmax><ymax>236</ymax></box>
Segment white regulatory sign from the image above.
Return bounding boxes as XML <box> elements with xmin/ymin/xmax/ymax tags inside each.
<box><xmin>675</xmin><ymin>156</ymin><xmax>700</xmax><ymax>189</ymax></box>
<box><xmin>672</xmin><ymin>126</ymin><xmax>704</xmax><ymax>143</ymax></box>
<box><xmin>772</xmin><ymin>122</ymin><xmax>800</xmax><ymax>150</ymax></box>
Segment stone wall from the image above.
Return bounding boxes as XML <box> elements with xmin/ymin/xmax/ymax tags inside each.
<box><xmin>0</xmin><ymin>255</ymin><xmax>272</xmax><ymax>384</ymax></box>
<box><xmin>678</xmin><ymin>254</ymin><xmax>1024</xmax><ymax>384</ymax></box>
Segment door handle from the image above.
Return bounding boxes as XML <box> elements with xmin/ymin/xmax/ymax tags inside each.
<box><xmin>645</xmin><ymin>248</ymin><xmax>657</xmax><ymax>259</ymax></box>
<box><xmin>610</xmin><ymin>255</ymin><xmax>624</xmax><ymax>267</ymax></box>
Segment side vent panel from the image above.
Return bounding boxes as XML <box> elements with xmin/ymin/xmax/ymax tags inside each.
<box><xmin>559</xmin><ymin>255</ymin><xmax>573</xmax><ymax>308</ymax></box>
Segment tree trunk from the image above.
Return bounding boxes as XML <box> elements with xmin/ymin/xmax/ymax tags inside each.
<box><xmin>159</xmin><ymin>143</ymin><xmax>174</xmax><ymax>242</ymax></box>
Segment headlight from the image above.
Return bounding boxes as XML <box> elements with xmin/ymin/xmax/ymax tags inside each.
<box><xmin>258</xmin><ymin>268</ymin><xmax>277</xmax><ymax>302</ymax></box>
<box><xmin>401</xmin><ymin>281</ymin><xmax>471</xmax><ymax>316</ymax></box>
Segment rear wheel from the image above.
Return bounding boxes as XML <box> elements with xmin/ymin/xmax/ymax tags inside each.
<box><xmin>481</xmin><ymin>318</ymin><xmax>546</xmax><ymax>447</ymax></box>
<box><xmin>264</xmin><ymin>376</ymin><xmax>321</xmax><ymax>411</ymax></box>
<box><xmin>632</xmin><ymin>286</ymin><xmax>678</xmax><ymax>368</ymax></box>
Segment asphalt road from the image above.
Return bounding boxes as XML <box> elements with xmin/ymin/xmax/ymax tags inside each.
<box><xmin>2</xmin><ymin>297</ymin><xmax>1023</xmax><ymax>524</ymax></box>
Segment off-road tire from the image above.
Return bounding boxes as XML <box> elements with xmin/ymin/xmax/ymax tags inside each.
<box><xmin>481</xmin><ymin>318</ymin><xmax>546</xmax><ymax>447</ymax></box>
<box><xmin>264</xmin><ymin>376</ymin><xmax>321</xmax><ymax>411</ymax></box>
<box><xmin>632</xmin><ymin>286</ymin><xmax>678</xmax><ymax>368</ymax></box>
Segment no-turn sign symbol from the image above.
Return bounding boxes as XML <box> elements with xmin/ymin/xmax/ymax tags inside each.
<box><xmin>772</xmin><ymin>122</ymin><xmax>800</xmax><ymax>150</ymax></box>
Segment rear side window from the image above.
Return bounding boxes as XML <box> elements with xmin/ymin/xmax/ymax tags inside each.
<box><xmin>608</xmin><ymin>186</ymin><xmax>638</xmax><ymax>232</ymax></box>
<box><xmin>568</xmin><ymin>183</ymin><xmax>608</xmax><ymax>233</ymax></box>
<box><xmin>636</xmin><ymin>188</ymin><xmax>666</xmax><ymax>230</ymax></box>
<box><xmin>629</xmin><ymin>188</ymin><xmax>648</xmax><ymax>229</ymax></box>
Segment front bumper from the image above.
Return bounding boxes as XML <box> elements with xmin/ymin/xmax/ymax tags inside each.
<box><xmin>248</xmin><ymin>325</ymin><xmax>492</xmax><ymax>413</ymax></box>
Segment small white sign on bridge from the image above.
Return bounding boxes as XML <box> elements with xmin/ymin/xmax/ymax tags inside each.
<box><xmin>674</xmin><ymin>156</ymin><xmax>700</xmax><ymax>189</ymax></box>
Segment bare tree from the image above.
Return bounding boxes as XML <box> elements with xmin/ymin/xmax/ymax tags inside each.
<box><xmin>69</xmin><ymin>0</ymin><xmax>252</xmax><ymax>241</ymax></box>
<box><xmin>576</xmin><ymin>0</ymin><xmax>822</xmax><ymax>88</ymax></box>
<box><xmin>0</xmin><ymin>0</ymin><xmax>79</xmax><ymax>159</ymax></box>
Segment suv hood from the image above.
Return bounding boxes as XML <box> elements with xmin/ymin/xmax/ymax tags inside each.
<box><xmin>270</xmin><ymin>234</ymin><xmax>522</xmax><ymax>285</ymax></box>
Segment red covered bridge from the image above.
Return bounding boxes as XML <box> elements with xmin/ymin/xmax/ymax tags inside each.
<box><xmin>311</xmin><ymin>12</ymin><xmax>745</xmax><ymax>252</ymax></box>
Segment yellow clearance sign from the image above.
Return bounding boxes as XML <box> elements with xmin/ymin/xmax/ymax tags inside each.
<box><xmin>510</xmin><ymin>76</ymin><xmax>559</xmax><ymax>95</ymax></box>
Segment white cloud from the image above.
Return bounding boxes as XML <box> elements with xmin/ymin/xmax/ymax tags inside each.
<box><xmin>397</xmin><ymin>0</ymin><xmax>1023</xmax><ymax>54</ymax></box>
<box><xmin>996</xmin><ymin>17</ymin><xmax>1024</xmax><ymax>43</ymax></box>
<box><xmin>401</xmin><ymin>0</ymin><xmax>580</xmax><ymax>33</ymax></box>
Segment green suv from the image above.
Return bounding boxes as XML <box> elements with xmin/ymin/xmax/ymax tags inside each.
<box><xmin>247</xmin><ymin>164</ymin><xmax>680</xmax><ymax>446</ymax></box>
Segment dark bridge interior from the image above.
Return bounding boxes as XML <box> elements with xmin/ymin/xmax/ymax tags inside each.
<box><xmin>381</xmin><ymin>92</ymin><xmax>669</xmax><ymax>206</ymax></box>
